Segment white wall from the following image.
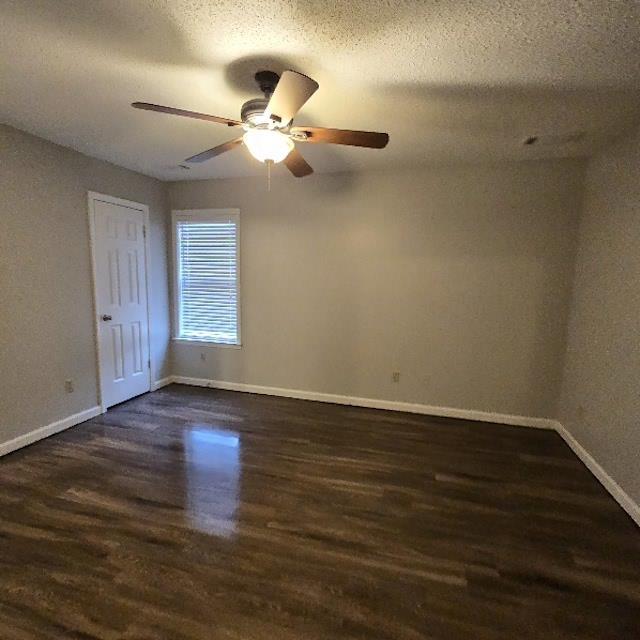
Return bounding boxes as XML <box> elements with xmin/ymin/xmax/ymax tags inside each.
<box><xmin>0</xmin><ymin>125</ymin><xmax>171</xmax><ymax>445</ymax></box>
<box><xmin>169</xmin><ymin>159</ymin><xmax>585</xmax><ymax>419</ymax></box>
<box><xmin>558</xmin><ymin>126</ymin><xmax>640</xmax><ymax>506</ymax></box>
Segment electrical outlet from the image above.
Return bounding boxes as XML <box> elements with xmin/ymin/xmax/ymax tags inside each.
<box><xmin>392</xmin><ymin>371</ymin><xmax>400</xmax><ymax>383</ymax></box>
<box><xmin>64</xmin><ymin>379</ymin><xmax>74</xmax><ymax>393</ymax></box>
<box><xmin>200</xmin><ymin>352</ymin><xmax>206</xmax><ymax>361</ymax></box>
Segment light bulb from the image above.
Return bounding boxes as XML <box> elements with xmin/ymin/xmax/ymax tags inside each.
<box><xmin>243</xmin><ymin>128</ymin><xmax>294</xmax><ymax>163</ymax></box>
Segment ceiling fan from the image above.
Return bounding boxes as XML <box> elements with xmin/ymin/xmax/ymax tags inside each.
<box><xmin>132</xmin><ymin>70</ymin><xmax>389</xmax><ymax>178</ymax></box>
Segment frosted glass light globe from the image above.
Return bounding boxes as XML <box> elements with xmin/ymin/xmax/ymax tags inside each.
<box><xmin>243</xmin><ymin>128</ymin><xmax>294</xmax><ymax>163</ymax></box>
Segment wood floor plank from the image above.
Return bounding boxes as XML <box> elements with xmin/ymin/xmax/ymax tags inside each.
<box><xmin>0</xmin><ymin>384</ymin><xmax>638</xmax><ymax>639</ymax></box>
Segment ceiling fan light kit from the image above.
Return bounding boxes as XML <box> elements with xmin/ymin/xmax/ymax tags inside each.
<box><xmin>242</xmin><ymin>128</ymin><xmax>294</xmax><ymax>163</ymax></box>
<box><xmin>132</xmin><ymin>69</ymin><xmax>389</xmax><ymax>178</ymax></box>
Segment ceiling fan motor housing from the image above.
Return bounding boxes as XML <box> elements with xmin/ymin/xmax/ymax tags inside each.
<box><xmin>241</xmin><ymin>98</ymin><xmax>270</xmax><ymax>125</ymax></box>
<box><xmin>242</xmin><ymin>71</ymin><xmax>282</xmax><ymax>126</ymax></box>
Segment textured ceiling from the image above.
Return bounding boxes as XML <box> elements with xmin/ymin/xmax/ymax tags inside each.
<box><xmin>2</xmin><ymin>0</ymin><xmax>640</xmax><ymax>180</ymax></box>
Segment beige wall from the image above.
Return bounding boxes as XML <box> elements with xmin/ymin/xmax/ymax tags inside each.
<box><xmin>5</xmin><ymin>120</ymin><xmax>636</xmax><ymax>509</ymax></box>
<box><xmin>169</xmin><ymin>159</ymin><xmax>585</xmax><ymax>418</ymax></box>
<box><xmin>0</xmin><ymin>125</ymin><xmax>170</xmax><ymax>444</ymax></box>
<box><xmin>558</xmin><ymin>127</ymin><xmax>640</xmax><ymax>505</ymax></box>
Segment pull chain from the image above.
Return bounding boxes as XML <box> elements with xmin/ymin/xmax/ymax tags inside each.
<box><xmin>266</xmin><ymin>160</ymin><xmax>272</xmax><ymax>192</ymax></box>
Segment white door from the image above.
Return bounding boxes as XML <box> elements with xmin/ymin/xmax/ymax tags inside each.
<box><xmin>92</xmin><ymin>196</ymin><xmax>150</xmax><ymax>408</ymax></box>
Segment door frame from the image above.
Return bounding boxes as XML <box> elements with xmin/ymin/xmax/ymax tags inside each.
<box><xmin>87</xmin><ymin>191</ymin><xmax>153</xmax><ymax>413</ymax></box>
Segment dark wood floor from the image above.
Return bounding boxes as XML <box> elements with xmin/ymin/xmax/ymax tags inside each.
<box><xmin>0</xmin><ymin>384</ymin><xmax>639</xmax><ymax>639</ymax></box>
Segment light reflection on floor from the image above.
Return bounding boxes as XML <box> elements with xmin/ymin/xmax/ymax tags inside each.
<box><xmin>183</xmin><ymin>426</ymin><xmax>240</xmax><ymax>538</ymax></box>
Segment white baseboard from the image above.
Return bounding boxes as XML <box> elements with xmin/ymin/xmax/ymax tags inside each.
<box><xmin>554</xmin><ymin>421</ymin><xmax>640</xmax><ymax>527</ymax></box>
<box><xmin>170</xmin><ymin>376</ymin><xmax>556</xmax><ymax>429</ymax></box>
<box><xmin>151</xmin><ymin>376</ymin><xmax>173</xmax><ymax>391</ymax></box>
<box><xmin>0</xmin><ymin>405</ymin><xmax>102</xmax><ymax>458</ymax></box>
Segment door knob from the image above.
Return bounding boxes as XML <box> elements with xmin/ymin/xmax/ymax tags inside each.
<box><xmin>101</xmin><ymin>314</ymin><xmax>113</xmax><ymax>321</ymax></box>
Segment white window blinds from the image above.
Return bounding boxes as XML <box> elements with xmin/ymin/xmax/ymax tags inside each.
<box><xmin>174</xmin><ymin>210</ymin><xmax>240</xmax><ymax>345</ymax></box>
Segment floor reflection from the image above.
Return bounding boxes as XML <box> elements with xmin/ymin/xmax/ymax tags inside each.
<box><xmin>183</xmin><ymin>426</ymin><xmax>241</xmax><ymax>538</ymax></box>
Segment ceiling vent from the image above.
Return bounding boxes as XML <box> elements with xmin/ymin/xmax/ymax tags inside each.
<box><xmin>523</xmin><ymin>132</ymin><xmax>586</xmax><ymax>146</ymax></box>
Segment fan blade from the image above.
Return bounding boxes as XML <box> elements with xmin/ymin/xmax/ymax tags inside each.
<box><xmin>291</xmin><ymin>126</ymin><xmax>389</xmax><ymax>149</ymax></box>
<box><xmin>185</xmin><ymin>138</ymin><xmax>244</xmax><ymax>163</ymax></box>
<box><xmin>132</xmin><ymin>102</ymin><xmax>241</xmax><ymax>127</ymax></box>
<box><xmin>284</xmin><ymin>147</ymin><xmax>314</xmax><ymax>177</ymax></box>
<box><xmin>264</xmin><ymin>71</ymin><xmax>319</xmax><ymax>126</ymax></box>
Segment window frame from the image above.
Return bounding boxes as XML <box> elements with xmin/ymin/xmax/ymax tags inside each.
<box><xmin>171</xmin><ymin>208</ymin><xmax>241</xmax><ymax>348</ymax></box>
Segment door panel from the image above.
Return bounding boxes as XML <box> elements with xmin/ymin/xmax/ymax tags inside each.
<box><xmin>93</xmin><ymin>198</ymin><xmax>150</xmax><ymax>408</ymax></box>
<box><xmin>111</xmin><ymin>324</ymin><xmax>125</xmax><ymax>381</ymax></box>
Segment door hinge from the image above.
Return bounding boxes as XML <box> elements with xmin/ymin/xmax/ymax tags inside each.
<box><xmin>148</xmin><ymin>359</ymin><xmax>151</xmax><ymax>369</ymax></box>
<box><xmin>142</xmin><ymin>225</ymin><xmax>147</xmax><ymax>238</ymax></box>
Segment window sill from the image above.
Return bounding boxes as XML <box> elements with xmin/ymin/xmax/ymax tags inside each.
<box><xmin>172</xmin><ymin>338</ymin><xmax>242</xmax><ymax>349</ymax></box>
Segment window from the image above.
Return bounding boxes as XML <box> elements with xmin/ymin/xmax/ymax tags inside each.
<box><xmin>173</xmin><ymin>209</ymin><xmax>240</xmax><ymax>345</ymax></box>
